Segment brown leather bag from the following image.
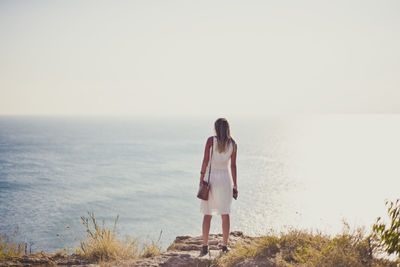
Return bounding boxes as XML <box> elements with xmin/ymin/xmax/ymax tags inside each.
<box><xmin>197</xmin><ymin>137</ymin><xmax>214</xmax><ymax>200</ymax></box>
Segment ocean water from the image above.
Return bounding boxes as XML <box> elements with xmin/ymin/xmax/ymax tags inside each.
<box><xmin>0</xmin><ymin>115</ymin><xmax>399</xmax><ymax>253</ymax></box>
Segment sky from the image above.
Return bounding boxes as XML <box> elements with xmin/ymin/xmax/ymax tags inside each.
<box><xmin>0</xmin><ymin>0</ymin><xmax>399</xmax><ymax>118</ymax></box>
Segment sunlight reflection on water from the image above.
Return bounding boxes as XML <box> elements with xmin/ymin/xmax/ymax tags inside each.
<box><xmin>228</xmin><ymin>114</ymin><xmax>400</xmax><ymax>239</ymax></box>
<box><xmin>0</xmin><ymin>115</ymin><xmax>399</xmax><ymax>253</ymax></box>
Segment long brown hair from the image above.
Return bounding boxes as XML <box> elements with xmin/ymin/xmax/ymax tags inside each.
<box><xmin>214</xmin><ymin>118</ymin><xmax>235</xmax><ymax>153</ymax></box>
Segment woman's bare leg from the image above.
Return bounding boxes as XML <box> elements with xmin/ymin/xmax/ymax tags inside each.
<box><xmin>202</xmin><ymin>215</ymin><xmax>212</xmax><ymax>245</ymax></box>
<box><xmin>221</xmin><ymin>214</ymin><xmax>230</xmax><ymax>246</ymax></box>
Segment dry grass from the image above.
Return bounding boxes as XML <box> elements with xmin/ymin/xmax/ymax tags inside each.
<box><xmin>216</xmin><ymin>222</ymin><xmax>400</xmax><ymax>267</ymax></box>
<box><xmin>72</xmin><ymin>212</ymin><xmax>162</xmax><ymax>263</ymax></box>
<box><xmin>141</xmin><ymin>230</ymin><xmax>163</xmax><ymax>258</ymax></box>
<box><xmin>0</xmin><ymin>226</ymin><xmax>25</xmax><ymax>259</ymax></box>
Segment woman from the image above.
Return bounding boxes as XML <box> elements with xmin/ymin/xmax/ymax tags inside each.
<box><xmin>199</xmin><ymin>118</ymin><xmax>238</xmax><ymax>256</ymax></box>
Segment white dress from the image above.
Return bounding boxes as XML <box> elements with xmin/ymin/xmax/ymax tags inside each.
<box><xmin>200</xmin><ymin>136</ymin><xmax>234</xmax><ymax>215</ymax></box>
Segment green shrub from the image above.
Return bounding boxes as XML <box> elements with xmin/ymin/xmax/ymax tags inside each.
<box><xmin>373</xmin><ymin>199</ymin><xmax>400</xmax><ymax>257</ymax></box>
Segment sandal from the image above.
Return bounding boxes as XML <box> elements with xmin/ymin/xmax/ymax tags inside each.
<box><xmin>221</xmin><ymin>245</ymin><xmax>229</xmax><ymax>253</ymax></box>
<box><xmin>200</xmin><ymin>245</ymin><xmax>208</xmax><ymax>256</ymax></box>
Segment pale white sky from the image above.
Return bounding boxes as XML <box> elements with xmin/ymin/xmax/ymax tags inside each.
<box><xmin>0</xmin><ymin>0</ymin><xmax>399</xmax><ymax>118</ymax></box>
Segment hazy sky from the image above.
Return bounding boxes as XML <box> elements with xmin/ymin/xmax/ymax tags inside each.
<box><xmin>1</xmin><ymin>0</ymin><xmax>399</xmax><ymax>118</ymax></box>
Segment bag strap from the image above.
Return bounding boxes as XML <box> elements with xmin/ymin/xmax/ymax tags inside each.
<box><xmin>208</xmin><ymin>136</ymin><xmax>214</xmax><ymax>183</ymax></box>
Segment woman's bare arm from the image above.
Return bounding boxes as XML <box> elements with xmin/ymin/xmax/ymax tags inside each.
<box><xmin>200</xmin><ymin>137</ymin><xmax>213</xmax><ymax>182</ymax></box>
<box><xmin>230</xmin><ymin>141</ymin><xmax>237</xmax><ymax>188</ymax></box>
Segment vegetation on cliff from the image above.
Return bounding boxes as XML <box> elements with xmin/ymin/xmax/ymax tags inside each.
<box><xmin>0</xmin><ymin>226</ymin><xmax>25</xmax><ymax>259</ymax></box>
<box><xmin>215</xmin><ymin>199</ymin><xmax>400</xmax><ymax>266</ymax></box>
<box><xmin>1</xmin><ymin>199</ymin><xmax>399</xmax><ymax>266</ymax></box>
<box><xmin>71</xmin><ymin>212</ymin><xmax>162</xmax><ymax>262</ymax></box>
<box><xmin>215</xmin><ymin>223</ymin><xmax>397</xmax><ymax>267</ymax></box>
<box><xmin>372</xmin><ymin>199</ymin><xmax>400</xmax><ymax>257</ymax></box>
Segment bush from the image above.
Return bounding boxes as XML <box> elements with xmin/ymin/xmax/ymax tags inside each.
<box><xmin>216</xmin><ymin>222</ymin><xmax>397</xmax><ymax>267</ymax></box>
<box><xmin>373</xmin><ymin>199</ymin><xmax>400</xmax><ymax>257</ymax></box>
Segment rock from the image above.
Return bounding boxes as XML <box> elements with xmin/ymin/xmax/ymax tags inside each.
<box><xmin>0</xmin><ymin>231</ymin><xmax>255</xmax><ymax>267</ymax></box>
<box><xmin>123</xmin><ymin>231</ymin><xmax>256</xmax><ymax>267</ymax></box>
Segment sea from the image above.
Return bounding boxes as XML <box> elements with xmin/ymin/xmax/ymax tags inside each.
<box><xmin>0</xmin><ymin>114</ymin><xmax>399</xmax><ymax>253</ymax></box>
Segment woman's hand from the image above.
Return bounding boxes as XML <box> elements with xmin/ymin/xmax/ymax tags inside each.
<box><xmin>200</xmin><ymin>178</ymin><xmax>208</xmax><ymax>185</ymax></box>
<box><xmin>233</xmin><ymin>186</ymin><xmax>238</xmax><ymax>199</ymax></box>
